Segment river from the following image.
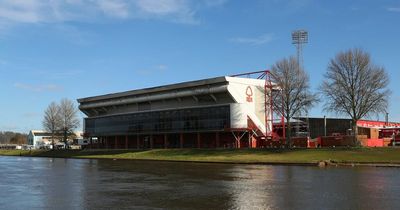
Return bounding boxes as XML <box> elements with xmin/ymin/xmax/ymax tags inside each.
<box><xmin>0</xmin><ymin>156</ymin><xmax>399</xmax><ymax>209</ymax></box>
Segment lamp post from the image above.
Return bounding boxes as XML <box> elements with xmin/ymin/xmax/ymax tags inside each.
<box><xmin>324</xmin><ymin>115</ymin><xmax>327</xmax><ymax>136</ymax></box>
<box><xmin>385</xmin><ymin>112</ymin><xmax>389</xmax><ymax>126</ymax></box>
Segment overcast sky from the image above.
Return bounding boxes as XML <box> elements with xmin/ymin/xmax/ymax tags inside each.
<box><xmin>0</xmin><ymin>0</ymin><xmax>399</xmax><ymax>133</ymax></box>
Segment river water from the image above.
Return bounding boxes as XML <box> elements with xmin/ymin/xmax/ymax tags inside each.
<box><xmin>0</xmin><ymin>156</ymin><xmax>399</xmax><ymax>210</ymax></box>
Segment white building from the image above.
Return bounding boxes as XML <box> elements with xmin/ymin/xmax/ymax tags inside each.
<box><xmin>27</xmin><ymin>130</ymin><xmax>66</xmax><ymax>149</ymax></box>
<box><xmin>28</xmin><ymin>130</ymin><xmax>51</xmax><ymax>149</ymax></box>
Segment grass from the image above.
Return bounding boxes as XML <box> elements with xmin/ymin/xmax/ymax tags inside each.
<box><xmin>1</xmin><ymin>147</ymin><xmax>400</xmax><ymax>165</ymax></box>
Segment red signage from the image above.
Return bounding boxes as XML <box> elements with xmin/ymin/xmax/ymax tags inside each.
<box><xmin>246</xmin><ymin>86</ymin><xmax>253</xmax><ymax>102</ymax></box>
<box><xmin>357</xmin><ymin>120</ymin><xmax>400</xmax><ymax>128</ymax></box>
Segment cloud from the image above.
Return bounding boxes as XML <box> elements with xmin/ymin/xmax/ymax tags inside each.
<box><xmin>14</xmin><ymin>82</ymin><xmax>63</xmax><ymax>92</ymax></box>
<box><xmin>0</xmin><ymin>0</ymin><xmax>229</xmax><ymax>27</ymax></box>
<box><xmin>97</xmin><ymin>0</ymin><xmax>130</xmax><ymax>18</ymax></box>
<box><xmin>136</xmin><ymin>64</ymin><xmax>168</xmax><ymax>75</ymax></box>
<box><xmin>52</xmin><ymin>24</ymin><xmax>95</xmax><ymax>45</ymax></box>
<box><xmin>36</xmin><ymin>69</ymin><xmax>85</xmax><ymax>79</ymax></box>
<box><xmin>22</xmin><ymin>112</ymin><xmax>40</xmax><ymax>119</ymax></box>
<box><xmin>0</xmin><ymin>0</ymin><xmax>43</xmax><ymax>23</ymax></box>
<box><xmin>202</xmin><ymin>0</ymin><xmax>229</xmax><ymax>7</ymax></box>
<box><xmin>157</xmin><ymin>64</ymin><xmax>168</xmax><ymax>70</ymax></box>
<box><xmin>387</xmin><ymin>7</ymin><xmax>400</xmax><ymax>12</ymax></box>
<box><xmin>229</xmin><ymin>33</ymin><xmax>274</xmax><ymax>46</ymax></box>
<box><xmin>133</xmin><ymin>0</ymin><xmax>198</xmax><ymax>24</ymax></box>
<box><xmin>136</xmin><ymin>0</ymin><xmax>186</xmax><ymax>15</ymax></box>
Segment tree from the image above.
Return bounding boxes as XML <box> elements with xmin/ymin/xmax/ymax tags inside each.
<box><xmin>58</xmin><ymin>98</ymin><xmax>80</xmax><ymax>147</ymax></box>
<box><xmin>43</xmin><ymin>102</ymin><xmax>61</xmax><ymax>149</ymax></box>
<box><xmin>271</xmin><ymin>57</ymin><xmax>317</xmax><ymax>147</ymax></box>
<box><xmin>10</xmin><ymin>133</ymin><xmax>27</xmax><ymax>144</ymax></box>
<box><xmin>0</xmin><ymin>131</ymin><xmax>16</xmax><ymax>143</ymax></box>
<box><xmin>321</xmin><ymin>48</ymin><xmax>390</xmax><ymax>141</ymax></box>
<box><xmin>0</xmin><ymin>131</ymin><xmax>27</xmax><ymax>144</ymax></box>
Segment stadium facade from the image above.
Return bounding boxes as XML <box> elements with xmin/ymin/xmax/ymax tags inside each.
<box><xmin>78</xmin><ymin>76</ymin><xmax>276</xmax><ymax>149</ymax></box>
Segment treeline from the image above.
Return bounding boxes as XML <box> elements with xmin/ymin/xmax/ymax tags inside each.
<box><xmin>0</xmin><ymin>131</ymin><xmax>28</xmax><ymax>144</ymax></box>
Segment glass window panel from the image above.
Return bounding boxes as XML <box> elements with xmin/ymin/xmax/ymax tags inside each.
<box><xmin>84</xmin><ymin>105</ymin><xmax>231</xmax><ymax>136</ymax></box>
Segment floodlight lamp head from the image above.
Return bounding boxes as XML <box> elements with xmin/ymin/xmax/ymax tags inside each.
<box><xmin>292</xmin><ymin>30</ymin><xmax>308</xmax><ymax>44</ymax></box>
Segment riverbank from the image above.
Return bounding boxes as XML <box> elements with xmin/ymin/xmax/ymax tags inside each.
<box><xmin>1</xmin><ymin>148</ymin><xmax>400</xmax><ymax>166</ymax></box>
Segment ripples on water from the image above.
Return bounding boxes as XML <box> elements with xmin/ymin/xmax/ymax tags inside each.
<box><xmin>0</xmin><ymin>156</ymin><xmax>399</xmax><ymax>210</ymax></box>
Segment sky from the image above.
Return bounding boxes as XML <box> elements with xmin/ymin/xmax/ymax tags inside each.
<box><xmin>0</xmin><ymin>0</ymin><xmax>399</xmax><ymax>133</ymax></box>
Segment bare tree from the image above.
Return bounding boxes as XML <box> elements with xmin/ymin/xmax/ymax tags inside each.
<box><xmin>59</xmin><ymin>98</ymin><xmax>80</xmax><ymax>147</ymax></box>
<box><xmin>271</xmin><ymin>57</ymin><xmax>317</xmax><ymax>147</ymax></box>
<box><xmin>43</xmin><ymin>102</ymin><xmax>61</xmax><ymax>149</ymax></box>
<box><xmin>321</xmin><ymin>48</ymin><xmax>390</xmax><ymax>141</ymax></box>
<box><xmin>10</xmin><ymin>133</ymin><xmax>27</xmax><ymax>144</ymax></box>
<box><xmin>0</xmin><ymin>131</ymin><xmax>27</xmax><ymax>144</ymax></box>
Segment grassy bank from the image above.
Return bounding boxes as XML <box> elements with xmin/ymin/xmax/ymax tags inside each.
<box><xmin>1</xmin><ymin>148</ymin><xmax>400</xmax><ymax>165</ymax></box>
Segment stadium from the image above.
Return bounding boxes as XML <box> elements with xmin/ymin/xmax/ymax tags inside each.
<box><xmin>78</xmin><ymin>72</ymin><xmax>279</xmax><ymax>149</ymax></box>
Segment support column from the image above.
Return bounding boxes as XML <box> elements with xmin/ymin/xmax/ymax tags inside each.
<box><xmin>164</xmin><ymin>134</ymin><xmax>168</xmax><ymax>149</ymax></box>
<box><xmin>235</xmin><ymin>132</ymin><xmax>241</xmax><ymax>149</ymax></box>
<box><xmin>98</xmin><ymin>137</ymin><xmax>101</xmax><ymax>149</ymax></box>
<box><xmin>180</xmin><ymin>133</ymin><xmax>184</xmax><ymax>148</ymax></box>
<box><xmin>105</xmin><ymin>137</ymin><xmax>109</xmax><ymax>149</ymax></box>
<box><xmin>114</xmin><ymin>136</ymin><xmax>117</xmax><ymax>149</ymax></box>
<box><xmin>150</xmin><ymin>135</ymin><xmax>154</xmax><ymax>149</ymax></box>
<box><xmin>216</xmin><ymin>132</ymin><xmax>220</xmax><ymax>148</ymax></box>
<box><xmin>94</xmin><ymin>137</ymin><xmax>97</xmax><ymax>149</ymax></box>
<box><xmin>136</xmin><ymin>135</ymin><xmax>140</xmax><ymax>149</ymax></box>
<box><xmin>248</xmin><ymin>132</ymin><xmax>252</xmax><ymax>148</ymax></box>
<box><xmin>125</xmin><ymin>135</ymin><xmax>128</xmax><ymax>149</ymax></box>
<box><xmin>197</xmin><ymin>132</ymin><xmax>201</xmax><ymax>149</ymax></box>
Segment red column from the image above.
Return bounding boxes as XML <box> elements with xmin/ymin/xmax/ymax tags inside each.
<box><xmin>164</xmin><ymin>134</ymin><xmax>168</xmax><ymax>149</ymax></box>
<box><xmin>248</xmin><ymin>132</ymin><xmax>252</xmax><ymax>148</ymax></box>
<box><xmin>197</xmin><ymin>133</ymin><xmax>201</xmax><ymax>148</ymax></box>
<box><xmin>216</xmin><ymin>132</ymin><xmax>220</xmax><ymax>148</ymax></box>
<box><xmin>125</xmin><ymin>135</ymin><xmax>128</xmax><ymax>149</ymax></box>
<box><xmin>180</xmin><ymin>133</ymin><xmax>184</xmax><ymax>148</ymax></box>
<box><xmin>114</xmin><ymin>136</ymin><xmax>117</xmax><ymax>149</ymax></box>
<box><xmin>136</xmin><ymin>135</ymin><xmax>139</xmax><ymax>149</ymax></box>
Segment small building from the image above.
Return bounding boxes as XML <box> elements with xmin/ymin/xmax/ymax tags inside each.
<box><xmin>27</xmin><ymin>130</ymin><xmax>64</xmax><ymax>149</ymax></box>
<box><xmin>295</xmin><ymin>117</ymin><xmax>400</xmax><ymax>147</ymax></box>
<box><xmin>295</xmin><ymin>117</ymin><xmax>353</xmax><ymax>138</ymax></box>
<box><xmin>295</xmin><ymin>117</ymin><xmax>400</xmax><ymax>138</ymax></box>
<box><xmin>28</xmin><ymin>130</ymin><xmax>56</xmax><ymax>149</ymax></box>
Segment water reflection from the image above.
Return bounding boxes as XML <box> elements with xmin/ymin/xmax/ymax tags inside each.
<box><xmin>0</xmin><ymin>157</ymin><xmax>400</xmax><ymax>210</ymax></box>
